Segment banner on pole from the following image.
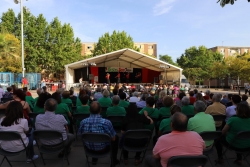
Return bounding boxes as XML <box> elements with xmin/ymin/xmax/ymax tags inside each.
<box><xmin>105</xmin><ymin>67</ymin><xmax>133</xmax><ymax>73</ymax></box>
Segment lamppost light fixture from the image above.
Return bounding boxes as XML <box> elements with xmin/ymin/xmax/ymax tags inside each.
<box><xmin>14</xmin><ymin>0</ymin><xmax>19</xmax><ymax>4</ymax></box>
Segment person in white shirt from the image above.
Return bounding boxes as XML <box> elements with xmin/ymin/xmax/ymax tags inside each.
<box><xmin>225</xmin><ymin>94</ymin><xmax>241</xmax><ymax>122</ymax></box>
<box><xmin>0</xmin><ymin>101</ymin><xmax>38</xmax><ymax>162</ymax></box>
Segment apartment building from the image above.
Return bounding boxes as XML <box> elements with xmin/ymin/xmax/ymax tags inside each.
<box><xmin>81</xmin><ymin>42</ymin><xmax>157</xmax><ymax>57</ymax></box>
<box><xmin>209</xmin><ymin>46</ymin><xmax>250</xmax><ymax>58</ymax></box>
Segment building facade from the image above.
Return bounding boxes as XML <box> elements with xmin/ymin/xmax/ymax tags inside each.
<box><xmin>209</xmin><ymin>46</ymin><xmax>250</xmax><ymax>58</ymax></box>
<box><xmin>81</xmin><ymin>42</ymin><xmax>157</xmax><ymax>57</ymax></box>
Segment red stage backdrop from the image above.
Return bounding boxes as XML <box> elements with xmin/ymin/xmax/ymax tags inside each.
<box><xmin>90</xmin><ymin>66</ymin><xmax>98</xmax><ymax>83</ymax></box>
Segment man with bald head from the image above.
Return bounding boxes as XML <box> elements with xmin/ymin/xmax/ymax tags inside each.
<box><xmin>78</xmin><ymin>101</ymin><xmax>119</xmax><ymax>166</ymax></box>
<box><xmin>144</xmin><ymin>112</ymin><xmax>205</xmax><ymax>167</ymax></box>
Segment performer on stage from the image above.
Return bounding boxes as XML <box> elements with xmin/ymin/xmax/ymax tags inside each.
<box><xmin>135</xmin><ymin>72</ymin><xmax>141</xmax><ymax>83</ymax></box>
<box><xmin>106</xmin><ymin>73</ymin><xmax>110</xmax><ymax>85</ymax></box>
<box><xmin>115</xmin><ymin>72</ymin><xmax>120</xmax><ymax>84</ymax></box>
<box><xmin>125</xmin><ymin>72</ymin><xmax>130</xmax><ymax>83</ymax></box>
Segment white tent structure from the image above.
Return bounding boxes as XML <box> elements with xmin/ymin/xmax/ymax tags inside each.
<box><xmin>65</xmin><ymin>48</ymin><xmax>182</xmax><ymax>88</ymax></box>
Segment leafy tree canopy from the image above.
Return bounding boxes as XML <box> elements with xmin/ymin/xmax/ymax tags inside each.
<box><xmin>0</xmin><ymin>8</ymin><xmax>83</xmax><ymax>78</ymax></box>
<box><xmin>92</xmin><ymin>30</ymin><xmax>139</xmax><ymax>56</ymax></box>
<box><xmin>0</xmin><ymin>33</ymin><xmax>22</xmax><ymax>72</ymax></box>
<box><xmin>217</xmin><ymin>0</ymin><xmax>250</xmax><ymax>7</ymax></box>
<box><xmin>159</xmin><ymin>54</ymin><xmax>178</xmax><ymax>66</ymax></box>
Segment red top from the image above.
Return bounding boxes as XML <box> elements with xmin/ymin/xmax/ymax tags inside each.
<box><xmin>189</xmin><ymin>97</ymin><xmax>196</xmax><ymax>105</ymax></box>
<box><xmin>106</xmin><ymin>75</ymin><xmax>110</xmax><ymax>79</ymax></box>
<box><xmin>22</xmin><ymin>78</ymin><xmax>28</xmax><ymax>84</ymax></box>
<box><xmin>117</xmin><ymin>73</ymin><xmax>120</xmax><ymax>78</ymax></box>
<box><xmin>26</xmin><ymin>92</ymin><xmax>32</xmax><ymax>96</ymax></box>
<box><xmin>126</xmin><ymin>73</ymin><xmax>129</xmax><ymax>79</ymax></box>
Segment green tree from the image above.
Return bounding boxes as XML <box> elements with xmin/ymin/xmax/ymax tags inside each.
<box><xmin>217</xmin><ymin>0</ymin><xmax>250</xmax><ymax>7</ymax></box>
<box><xmin>0</xmin><ymin>9</ymin><xmax>16</xmax><ymax>33</ymax></box>
<box><xmin>159</xmin><ymin>54</ymin><xmax>178</xmax><ymax>66</ymax></box>
<box><xmin>0</xmin><ymin>33</ymin><xmax>21</xmax><ymax>72</ymax></box>
<box><xmin>177</xmin><ymin>46</ymin><xmax>224</xmax><ymax>84</ymax></box>
<box><xmin>92</xmin><ymin>30</ymin><xmax>139</xmax><ymax>56</ymax></box>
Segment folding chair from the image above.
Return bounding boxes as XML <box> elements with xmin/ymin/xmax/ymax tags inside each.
<box><xmin>81</xmin><ymin>133</ymin><xmax>112</xmax><ymax>167</ymax></box>
<box><xmin>107</xmin><ymin>115</ymin><xmax>125</xmax><ymax>133</ymax></box>
<box><xmin>222</xmin><ymin>131</ymin><xmax>250</xmax><ymax>166</ymax></box>
<box><xmin>167</xmin><ymin>155</ymin><xmax>208</xmax><ymax>167</ymax></box>
<box><xmin>0</xmin><ymin>131</ymin><xmax>37</xmax><ymax>167</ymax></box>
<box><xmin>72</xmin><ymin>113</ymin><xmax>90</xmax><ymax>140</ymax></box>
<box><xmin>28</xmin><ymin>113</ymin><xmax>39</xmax><ymax>129</ymax></box>
<box><xmin>199</xmin><ymin>131</ymin><xmax>222</xmax><ymax>167</ymax></box>
<box><xmin>212</xmin><ymin>115</ymin><xmax>226</xmax><ymax>130</ymax></box>
<box><xmin>33</xmin><ymin>130</ymin><xmax>69</xmax><ymax>167</ymax></box>
<box><xmin>120</xmin><ymin>129</ymin><xmax>152</xmax><ymax>164</ymax></box>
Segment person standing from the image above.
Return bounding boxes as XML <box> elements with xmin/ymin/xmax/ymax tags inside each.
<box><xmin>41</xmin><ymin>78</ymin><xmax>46</xmax><ymax>88</ymax></box>
<box><xmin>125</xmin><ymin>72</ymin><xmax>130</xmax><ymax>83</ymax></box>
<box><xmin>115</xmin><ymin>72</ymin><xmax>120</xmax><ymax>84</ymax></box>
<box><xmin>0</xmin><ymin>85</ymin><xmax>5</xmax><ymax>102</ymax></box>
<box><xmin>244</xmin><ymin>84</ymin><xmax>249</xmax><ymax>95</ymax></box>
<box><xmin>106</xmin><ymin>73</ymin><xmax>110</xmax><ymax>85</ymax></box>
<box><xmin>22</xmin><ymin>77</ymin><xmax>28</xmax><ymax>88</ymax></box>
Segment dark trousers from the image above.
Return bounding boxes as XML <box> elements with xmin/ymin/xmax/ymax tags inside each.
<box><xmin>65</xmin><ymin>133</ymin><xmax>75</xmax><ymax>151</ymax></box>
<box><xmin>107</xmin><ymin>79</ymin><xmax>110</xmax><ymax>85</ymax></box>
<box><xmin>245</xmin><ymin>89</ymin><xmax>249</xmax><ymax>94</ymax></box>
<box><xmin>215</xmin><ymin>136</ymin><xmax>243</xmax><ymax>160</ymax></box>
<box><xmin>144</xmin><ymin>155</ymin><xmax>162</xmax><ymax>167</ymax></box>
<box><xmin>117</xmin><ymin>78</ymin><xmax>120</xmax><ymax>84</ymax></box>
<box><xmin>26</xmin><ymin>132</ymin><xmax>35</xmax><ymax>159</ymax></box>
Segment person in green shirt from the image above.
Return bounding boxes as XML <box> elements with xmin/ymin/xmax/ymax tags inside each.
<box><xmin>33</xmin><ymin>93</ymin><xmax>50</xmax><ymax>114</ymax></box>
<box><xmin>52</xmin><ymin>92</ymin><xmax>73</xmax><ymax>133</ymax></box>
<box><xmin>106</xmin><ymin>95</ymin><xmax>126</xmax><ymax>117</ymax></box>
<box><xmin>139</xmin><ymin>97</ymin><xmax>159</xmax><ymax>130</ymax></box>
<box><xmin>159</xmin><ymin>96</ymin><xmax>174</xmax><ymax>118</ymax></box>
<box><xmin>187</xmin><ymin>100</ymin><xmax>216</xmax><ymax>147</ymax></box>
<box><xmin>98</xmin><ymin>90</ymin><xmax>112</xmax><ymax>107</ymax></box>
<box><xmin>61</xmin><ymin>91</ymin><xmax>73</xmax><ymax>105</ymax></box>
<box><xmin>215</xmin><ymin>103</ymin><xmax>250</xmax><ymax>165</ymax></box>
<box><xmin>181</xmin><ymin>96</ymin><xmax>195</xmax><ymax>116</ymax></box>
<box><xmin>76</xmin><ymin>95</ymin><xmax>90</xmax><ymax>114</ymax></box>
<box><xmin>118</xmin><ymin>92</ymin><xmax>129</xmax><ymax>108</ymax></box>
<box><xmin>25</xmin><ymin>95</ymin><xmax>35</xmax><ymax>111</ymax></box>
<box><xmin>159</xmin><ymin>105</ymin><xmax>181</xmax><ymax>136</ymax></box>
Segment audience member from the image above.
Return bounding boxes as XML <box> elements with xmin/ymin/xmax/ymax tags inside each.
<box><xmin>205</xmin><ymin>94</ymin><xmax>226</xmax><ymax>127</ymax></box>
<box><xmin>33</xmin><ymin>93</ymin><xmax>50</xmax><ymax>113</ymax></box>
<box><xmin>78</xmin><ymin>101</ymin><xmax>119</xmax><ymax>166</ymax></box>
<box><xmin>144</xmin><ymin>112</ymin><xmax>205</xmax><ymax>167</ymax></box>
<box><xmin>220</xmin><ymin>94</ymin><xmax>229</xmax><ymax>106</ymax></box>
<box><xmin>129</xmin><ymin>91</ymin><xmax>139</xmax><ymax>103</ymax></box>
<box><xmin>76</xmin><ymin>95</ymin><xmax>90</xmax><ymax>114</ymax></box>
<box><xmin>93</xmin><ymin>87</ymin><xmax>103</xmax><ymax>101</ymax></box>
<box><xmin>118</xmin><ymin>92</ymin><xmax>129</xmax><ymax>108</ymax></box>
<box><xmin>215</xmin><ymin>103</ymin><xmax>250</xmax><ymax>165</ymax></box>
<box><xmin>34</xmin><ymin>88</ymin><xmax>43</xmax><ymax>104</ymax></box>
<box><xmin>226</xmin><ymin>94</ymin><xmax>233</xmax><ymax>107</ymax></box>
<box><xmin>136</xmin><ymin>91</ymin><xmax>148</xmax><ymax>108</ymax></box>
<box><xmin>121</xmin><ymin>104</ymin><xmax>153</xmax><ymax>165</ymax></box>
<box><xmin>106</xmin><ymin>95</ymin><xmax>126</xmax><ymax>117</ymax></box>
<box><xmin>2</xmin><ymin>86</ymin><xmax>13</xmax><ymax>99</ymax></box>
<box><xmin>159</xmin><ymin>96</ymin><xmax>174</xmax><ymax>117</ymax></box>
<box><xmin>35</xmin><ymin>98</ymin><xmax>75</xmax><ymax>157</ymax></box>
<box><xmin>23</xmin><ymin>87</ymin><xmax>32</xmax><ymax>96</ymax></box>
<box><xmin>195</xmin><ymin>93</ymin><xmax>207</xmax><ymax>106</ymax></box>
<box><xmin>174</xmin><ymin>92</ymin><xmax>186</xmax><ymax>107</ymax></box>
<box><xmin>156</xmin><ymin>90</ymin><xmax>166</xmax><ymax>108</ymax></box>
<box><xmin>61</xmin><ymin>91</ymin><xmax>73</xmax><ymax>105</ymax></box>
<box><xmin>69</xmin><ymin>89</ymin><xmax>77</xmax><ymax>106</ymax></box>
<box><xmin>189</xmin><ymin>91</ymin><xmax>196</xmax><ymax>105</ymax></box>
<box><xmin>188</xmin><ymin>100</ymin><xmax>216</xmax><ymax>146</ymax></box>
<box><xmin>203</xmin><ymin>90</ymin><xmax>210</xmax><ymax>100</ymax></box>
<box><xmin>98</xmin><ymin>90</ymin><xmax>112</xmax><ymax>107</ymax></box>
<box><xmin>206</xmin><ymin>93</ymin><xmax>214</xmax><ymax>106</ymax></box>
<box><xmin>0</xmin><ymin>85</ymin><xmax>5</xmax><ymax>101</ymax></box>
<box><xmin>181</xmin><ymin>96</ymin><xmax>195</xmax><ymax>115</ymax></box>
<box><xmin>225</xmin><ymin>95</ymin><xmax>241</xmax><ymax>122</ymax></box>
<box><xmin>241</xmin><ymin>94</ymin><xmax>249</xmax><ymax>105</ymax></box>
<box><xmin>42</xmin><ymin>86</ymin><xmax>51</xmax><ymax>98</ymax></box>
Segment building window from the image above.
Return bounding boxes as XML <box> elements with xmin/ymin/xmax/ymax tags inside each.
<box><xmin>148</xmin><ymin>45</ymin><xmax>153</xmax><ymax>49</ymax></box>
<box><xmin>138</xmin><ymin>45</ymin><xmax>141</xmax><ymax>48</ymax></box>
<box><xmin>87</xmin><ymin>46</ymin><xmax>92</xmax><ymax>49</ymax></box>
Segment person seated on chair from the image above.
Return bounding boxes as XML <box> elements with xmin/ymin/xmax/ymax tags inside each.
<box><xmin>98</xmin><ymin>90</ymin><xmax>112</xmax><ymax>107</ymax></box>
<box><xmin>129</xmin><ymin>91</ymin><xmax>139</xmax><ymax>103</ymax></box>
<box><xmin>215</xmin><ymin>103</ymin><xmax>250</xmax><ymax>165</ymax></box>
<box><xmin>155</xmin><ymin>90</ymin><xmax>166</xmax><ymax>109</ymax></box>
<box><xmin>144</xmin><ymin>112</ymin><xmax>205</xmax><ymax>167</ymax></box>
<box><xmin>158</xmin><ymin>96</ymin><xmax>173</xmax><ymax>118</ymax></box>
<box><xmin>225</xmin><ymin>94</ymin><xmax>241</xmax><ymax>122</ymax></box>
<box><xmin>93</xmin><ymin>87</ymin><xmax>103</xmax><ymax>101</ymax></box>
<box><xmin>2</xmin><ymin>86</ymin><xmax>13</xmax><ymax>99</ymax></box>
<box><xmin>121</xmin><ymin>104</ymin><xmax>153</xmax><ymax>165</ymax></box>
<box><xmin>158</xmin><ymin>105</ymin><xmax>181</xmax><ymax>136</ymax></box>
<box><xmin>205</xmin><ymin>94</ymin><xmax>226</xmax><ymax>127</ymax></box>
<box><xmin>76</xmin><ymin>95</ymin><xmax>90</xmax><ymax>114</ymax></box>
<box><xmin>78</xmin><ymin>101</ymin><xmax>120</xmax><ymax>166</ymax></box>
<box><xmin>139</xmin><ymin>97</ymin><xmax>159</xmax><ymax>131</ymax></box>
<box><xmin>61</xmin><ymin>91</ymin><xmax>73</xmax><ymax>106</ymax></box>
<box><xmin>69</xmin><ymin>89</ymin><xmax>77</xmax><ymax>106</ymax></box>
<box><xmin>240</xmin><ymin>94</ymin><xmax>249</xmax><ymax>105</ymax></box>
<box><xmin>188</xmin><ymin>100</ymin><xmax>216</xmax><ymax>147</ymax></box>
<box><xmin>23</xmin><ymin>87</ymin><xmax>32</xmax><ymax>97</ymax></box>
<box><xmin>106</xmin><ymin>95</ymin><xmax>126</xmax><ymax>117</ymax></box>
<box><xmin>118</xmin><ymin>92</ymin><xmax>130</xmax><ymax>108</ymax></box>
<box><xmin>189</xmin><ymin>91</ymin><xmax>196</xmax><ymax>105</ymax></box>
<box><xmin>33</xmin><ymin>88</ymin><xmax>43</xmax><ymax>104</ymax></box>
<box><xmin>181</xmin><ymin>96</ymin><xmax>195</xmax><ymax>116</ymax></box>
<box><xmin>0</xmin><ymin>101</ymin><xmax>38</xmax><ymax>163</ymax></box>
<box><xmin>33</xmin><ymin>93</ymin><xmax>50</xmax><ymax>114</ymax></box>
<box><xmin>35</xmin><ymin>98</ymin><xmax>75</xmax><ymax>157</ymax></box>
<box><xmin>136</xmin><ymin>91</ymin><xmax>148</xmax><ymax>108</ymax></box>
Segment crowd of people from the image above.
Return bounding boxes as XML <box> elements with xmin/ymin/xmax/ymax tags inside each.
<box><xmin>0</xmin><ymin>83</ymin><xmax>250</xmax><ymax>166</ymax></box>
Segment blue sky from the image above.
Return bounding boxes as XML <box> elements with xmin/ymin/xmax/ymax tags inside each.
<box><xmin>1</xmin><ymin>0</ymin><xmax>250</xmax><ymax>61</ymax></box>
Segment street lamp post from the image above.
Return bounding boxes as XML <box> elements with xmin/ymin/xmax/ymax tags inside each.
<box><xmin>14</xmin><ymin>0</ymin><xmax>25</xmax><ymax>77</ymax></box>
